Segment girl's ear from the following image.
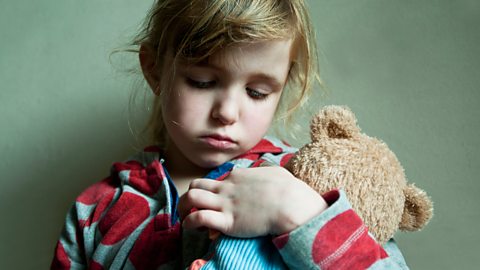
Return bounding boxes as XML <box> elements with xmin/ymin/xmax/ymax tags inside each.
<box><xmin>139</xmin><ymin>44</ymin><xmax>161</xmax><ymax>95</ymax></box>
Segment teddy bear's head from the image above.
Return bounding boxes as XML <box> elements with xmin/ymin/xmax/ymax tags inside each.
<box><xmin>285</xmin><ymin>105</ymin><xmax>433</xmax><ymax>244</ymax></box>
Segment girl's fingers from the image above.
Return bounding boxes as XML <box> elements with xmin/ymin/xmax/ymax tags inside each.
<box><xmin>182</xmin><ymin>209</ymin><xmax>230</xmax><ymax>233</ymax></box>
<box><xmin>177</xmin><ymin>188</ymin><xmax>225</xmax><ymax>221</ymax></box>
<box><xmin>189</xmin><ymin>178</ymin><xmax>222</xmax><ymax>193</ymax></box>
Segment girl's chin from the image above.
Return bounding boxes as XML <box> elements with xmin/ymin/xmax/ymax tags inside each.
<box><xmin>195</xmin><ymin>154</ymin><xmax>235</xmax><ymax>169</ymax></box>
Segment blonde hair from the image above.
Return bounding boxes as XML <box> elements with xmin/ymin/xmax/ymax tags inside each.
<box><xmin>132</xmin><ymin>0</ymin><xmax>320</xmax><ymax>145</ymax></box>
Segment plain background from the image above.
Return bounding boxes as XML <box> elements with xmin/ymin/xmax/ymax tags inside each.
<box><xmin>1</xmin><ymin>0</ymin><xmax>479</xmax><ymax>269</ymax></box>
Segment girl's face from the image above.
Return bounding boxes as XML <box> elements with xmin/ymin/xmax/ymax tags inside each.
<box><xmin>161</xmin><ymin>39</ymin><xmax>293</xmax><ymax>172</ymax></box>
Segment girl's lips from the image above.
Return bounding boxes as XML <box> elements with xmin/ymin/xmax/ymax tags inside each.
<box><xmin>200</xmin><ymin>135</ymin><xmax>236</xmax><ymax>149</ymax></box>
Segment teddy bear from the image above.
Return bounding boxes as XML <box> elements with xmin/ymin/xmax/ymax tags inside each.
<box><xmin>284</xmin><ymin>105</ymin><xmax>433</xmax><ymax>244</ymax></box>
<box><xmin>187</xmin><ymin>105</ymin><xmax>433</xmax><ymax>269</ymax></box>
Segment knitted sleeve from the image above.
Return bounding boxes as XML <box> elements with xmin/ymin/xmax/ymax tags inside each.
<box><xmin>272</xmin><ymin>189</ymin><xmax>409</xmax><ymax>270</ymax></box>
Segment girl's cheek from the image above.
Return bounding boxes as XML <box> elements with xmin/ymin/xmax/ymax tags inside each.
<box><xmin>249</xmin><ymin>113</ymin><xmax>273</xmax><ymax>134</ymax></box>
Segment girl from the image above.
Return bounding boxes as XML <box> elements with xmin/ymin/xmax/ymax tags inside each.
<box><xmin>52</xmin><ymin>0</ymin><xmax>409</xmax><ymax>269</ymax></box>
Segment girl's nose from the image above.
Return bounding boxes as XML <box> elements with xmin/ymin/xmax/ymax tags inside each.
<box><xmin>211</xmin><ymin>91</ymin><xmax>239</xmax><ymax>125</ymax></box>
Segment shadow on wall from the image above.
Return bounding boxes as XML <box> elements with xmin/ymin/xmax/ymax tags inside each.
<box><xmin>0</xmin><ymin>92</ymin><xmax>147</xmax><ymax>268</ymax></box>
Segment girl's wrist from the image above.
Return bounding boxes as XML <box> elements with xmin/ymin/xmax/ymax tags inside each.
<box><xmin>271</xmin><ymin>182</ymin><xmax>328</xmax><ymax>235</ymax></box>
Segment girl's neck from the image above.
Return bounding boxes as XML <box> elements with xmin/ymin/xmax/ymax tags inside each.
<box><xmin>163</xmin><ymin>142</ymin><xmax>210</xmax><ymax>195</ymax></box>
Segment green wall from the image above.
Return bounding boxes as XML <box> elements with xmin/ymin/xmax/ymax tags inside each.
<box><xmin>0</xmin><ymin>0</ymin><xmax>478</xmax><ymax>269</ymax></box>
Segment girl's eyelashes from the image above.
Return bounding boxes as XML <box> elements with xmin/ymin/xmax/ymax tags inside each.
<box><xmin>186</xmin><ymin>76</ymin><xmax>269</xmax><ymax>100</ymax></box>
<box><xmin>186</xmin><ymin>77</ymin><xmax>216</xmax><ymax>89</ymax></box>
<box><xmin>246</xmin><ymin>88</ymin><xmax>269</xmax><ymax>100</ymax></box>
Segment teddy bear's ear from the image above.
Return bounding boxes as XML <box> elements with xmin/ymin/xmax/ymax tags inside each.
<box><xmin>310</xmin><ymin>105</ymin><xmax>361</xmax><ymax>142</ymax></box>
<box><xmin>399</xmin><ymin>183</ymin><xmax>434</xmax><ymax>231</ymax></box>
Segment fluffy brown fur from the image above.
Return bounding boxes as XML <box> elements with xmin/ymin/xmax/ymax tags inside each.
<box><xmin>285</xmin><ymin>105</ymin><xmax>433</xmax><ymax>244</ymax></box>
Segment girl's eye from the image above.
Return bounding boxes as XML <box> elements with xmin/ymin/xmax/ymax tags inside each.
<box><xmin>186</xmin><ymin>78</ymin><xmax>216</xmax><ymax>89</ymax></box>
<box><xmin>246</xmin><ymin>88</ymin><xmax>268</xmax><ymax>100</ymax></box>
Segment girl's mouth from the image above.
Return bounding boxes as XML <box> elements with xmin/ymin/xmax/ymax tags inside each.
<box><xmin>200</xmin><ymin>134</ymin><xmax>236</xmax><ymax>150</ymax></box>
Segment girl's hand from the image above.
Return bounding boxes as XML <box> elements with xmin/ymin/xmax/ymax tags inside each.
<box><xmin>177</xmin><ymin>166</ymin><xmax>328</xmax><ymax>238</ymax></box>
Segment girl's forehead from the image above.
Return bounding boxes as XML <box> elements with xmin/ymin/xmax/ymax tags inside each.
<box><xmin>175</xmin><ymin>38</ymin><xmax>294</xmax><ymax>62</ymax></box>
<box><xmin>198</xmin><ymin>39</ymin><xmax>294</xmax><ymax>67</ymax></box>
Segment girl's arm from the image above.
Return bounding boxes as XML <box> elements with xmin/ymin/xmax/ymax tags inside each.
<box><xmin>272</xmin><ymin>189</ymin><xmax>409</xmax><ymax>269</ymax></box>
<box><xmin>180</xmin><ymin>166</ymin><xmax>409</xmax><ymax>269</ymax></box>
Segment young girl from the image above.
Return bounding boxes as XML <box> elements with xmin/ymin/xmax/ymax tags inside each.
<box><xmin>52</xmin><ymin>0</ymin><xmax>409</xmax><ymax>269</ymax></box>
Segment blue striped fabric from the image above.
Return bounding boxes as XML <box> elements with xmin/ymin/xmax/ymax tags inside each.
<box><xmin>201</xmin><ymin>235</ymin><xmax>287</xmax><ymax>270</ymax></box>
